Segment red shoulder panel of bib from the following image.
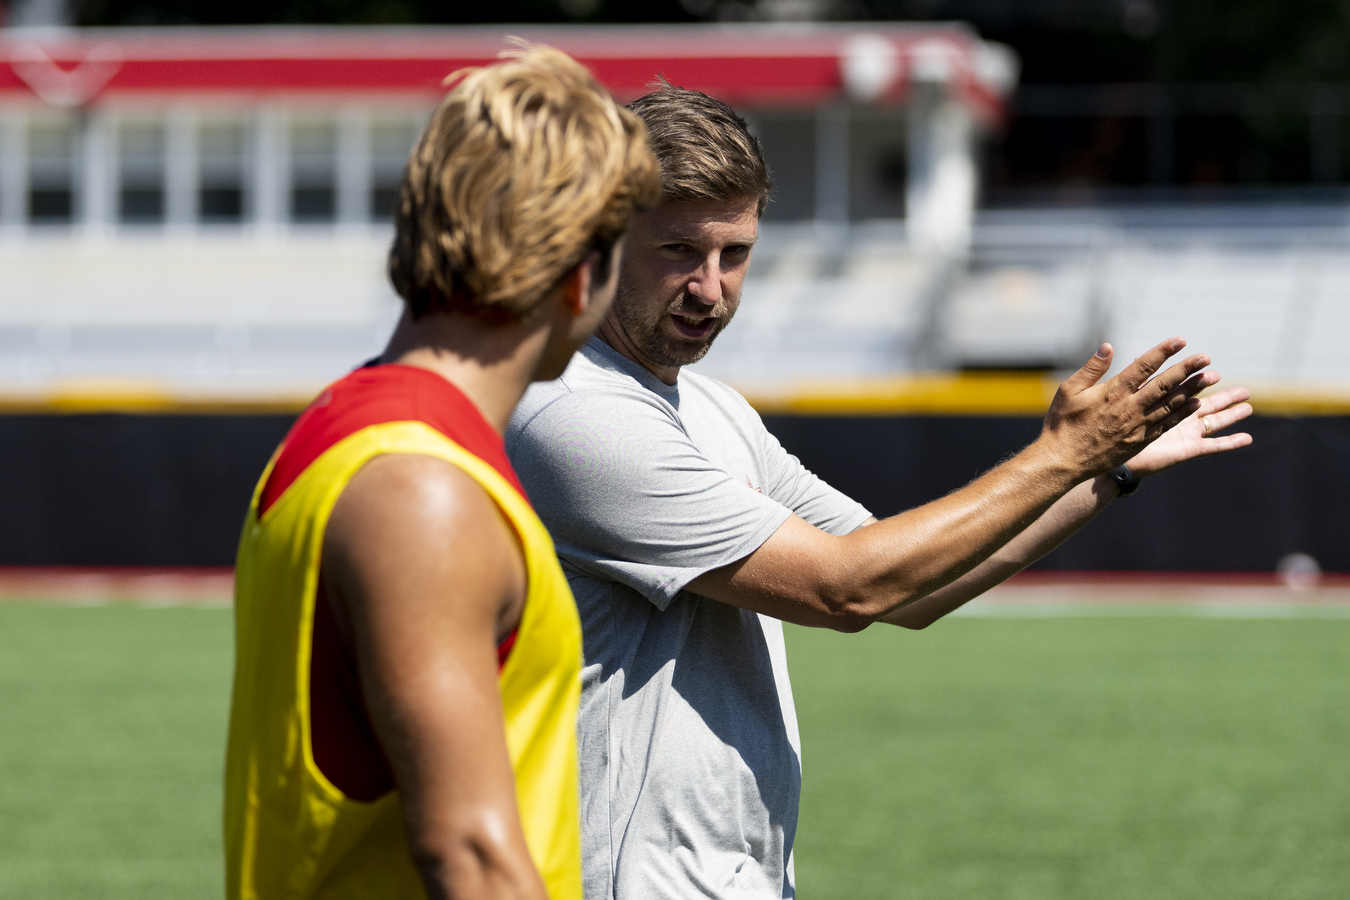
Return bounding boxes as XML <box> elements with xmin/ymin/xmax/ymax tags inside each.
<box><xmin>259</xmin><ymin>363</ymin><xmax>526</xmax><ymax>515</ymax></box>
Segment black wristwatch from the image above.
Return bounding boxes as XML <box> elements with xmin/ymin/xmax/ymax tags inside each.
<box><xmin>1107</xmin><ymin>464</ymin><xmax>1140</xmax><ymax>496</ymax></box>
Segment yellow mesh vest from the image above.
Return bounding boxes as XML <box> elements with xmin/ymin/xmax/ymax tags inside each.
<box><xmin>225</xmin><ymin>420</ymin><xmax>583</xmax><ymax>900</ymax></box>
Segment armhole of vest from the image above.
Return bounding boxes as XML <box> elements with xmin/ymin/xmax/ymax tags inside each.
<box><xmin>294</xmin><ymin>432</ymin><xmax>534</xmax><ymax>803</ymax></box>
<box><xmin>460</xmin><ymin>462</ymin><xmax>537</xmax><ymax>680</ymax></box>
<box><xmin>250</xmin><ymin>449</ymin><xmax>283</xmax><ymax>523</ymax></box>
<box><xmin>290</xmin><ymin>435</ymin><xmax>385</xmax><ymax>807</ymax></box>
<box><xmin>402</xmin><ymin>434</ymin><xmax>541</xmax><ymax>680</ymax></box>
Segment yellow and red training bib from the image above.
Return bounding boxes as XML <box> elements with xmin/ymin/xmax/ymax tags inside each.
<box><xmin>225</xmin><ymin>364</ymin><xmax>583</xmax><ymax>900</ymax></box>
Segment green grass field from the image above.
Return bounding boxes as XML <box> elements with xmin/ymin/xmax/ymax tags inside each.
<box><xmin>0</xmin><ymin>605</ymin><xmax>231</xmax><ymax>899</ymax></box>
<box><xmin>790</xmin><ymin>617</ymin><xmax>1350</xmax><ymax>900</ymax></box>
<box><xmin>0</xmin><ymin>603</ymin><xmax>1346</xmax><ymax>898</ymax></box>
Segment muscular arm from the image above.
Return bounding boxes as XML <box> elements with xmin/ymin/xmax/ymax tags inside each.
<box><xmin>880</xmin><ymin>384</ymin><xmax>1254</xmax><ymax>629</ymax></box>
<box><xmin>321</xmin><ymin>454</ymin><xmax>545</xmax><ymax>900</ymax></box>
<box><xmin>688</xmin><ymin>339</ymin><xmax>1218</xmax><ymax>632</ymax></box>
<box><xmin>878</xmin><ymin>472</ymin><xmax>1120</xmax><ymax>629</ymax></box>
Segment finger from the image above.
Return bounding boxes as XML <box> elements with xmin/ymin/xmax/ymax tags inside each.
<box><xmin>1198</xmin><ymin>402</ymin><xmax>1253</xmax><ymax>435</ymax></box>
<box><xmin>1152</xmin><ymin>397</ymin><xmax>1204</xmax><ymax>435</ymax></box>
<box><xmin>1193</xmin><ymin>431</ymin><xmax>1253</xmax><ymax>456</ymax></box>
<box><xmin>1138</xmin><ymin>353</ymin><xmax>1212</xmax><ymax>406</ymax></box>
<box><xmin>1058</xmin><ymin>343</ymin><xmax>1114</xmax><ymax>397</ymax></box>
<box><xmin>1145</xmin><ymin>397</ymin><xmax>1201</xmax><ymax>440</ymax></box>
<box><xmin>1109</xmin><ymin>337</ymin><xmax>1185</xmax><ymax>393</ymax></box>
<box><xmin>1196</xmin><ymin>386</ymin><xmax>1251</xmax><ymax>416</ymax></box>
<box><xmin>1143</xmin><ymin>371</ymin><xmax>1218</xmax><ymax>425</ymax></box>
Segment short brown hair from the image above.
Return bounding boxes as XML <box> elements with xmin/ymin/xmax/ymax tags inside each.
<box><xmin>389</xmin><ymin>46</ymin><xmax>661</xmax><ymax>320</ymax></box>
<box><xmin>628</xmin><ymin>82</ymin><xmax>772</xmax><ymax>217</ymax></box>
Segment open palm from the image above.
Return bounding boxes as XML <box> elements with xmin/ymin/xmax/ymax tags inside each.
<box><xmin>1127</xmin><ymin>386</ymin><xmax>1253</xmax><ymax>478</ymax></box>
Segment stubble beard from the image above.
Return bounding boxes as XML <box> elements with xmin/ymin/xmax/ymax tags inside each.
<box><xmin>612</xmin><ymin>281</ymin><xmax>735</xmax><ymax>371</ymax></box>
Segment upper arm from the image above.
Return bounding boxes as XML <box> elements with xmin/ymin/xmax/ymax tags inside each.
<box><xmin>685</xmin><ymin>513</ymin><xmax>871</xmax><ymax>631</ymax></box>
<box><xmin>321</xmin><ymin>453</ymin><xmax>544</xmax><ymax>898</ymax></box>
<box><xmin>511</xmin><ymin>392</ymin><xmax>792</xmax><ymax>609</ymax></box>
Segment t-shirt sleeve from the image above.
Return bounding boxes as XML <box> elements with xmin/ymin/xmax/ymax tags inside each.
<box><xmin>758</xmin><ymin>424</ymin><xmax>873</xmax><ymax>535</ymax></box>
<box><xmin>702</xmin><ymin>384</ymin><xmax>872</xmax><ymax>535</ymax></box>
<box><xmin>509</xmin><ymin>388</ymin><xmax>794</xmax><ymax>611</ymax></box>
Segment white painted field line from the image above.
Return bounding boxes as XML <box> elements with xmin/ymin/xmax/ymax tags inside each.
<box><xmin>955</xmin><ymin>580</ymin><xmax>1350</xmax><ymax>618</ymax></box>
<box><xmin>953</xmin><ymin>601</ymin><xmax>1350</xmax><ymax>619</ymax></box>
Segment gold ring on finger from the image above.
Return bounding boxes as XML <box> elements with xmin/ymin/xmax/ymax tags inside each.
<box><xmin>1201</xmin><ymin>416</ymin><xmax>1213</xmax><ymax>437</ymax></box>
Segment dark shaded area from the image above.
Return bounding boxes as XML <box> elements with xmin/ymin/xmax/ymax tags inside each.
<box><xmin>0</xmin><ymin>412</ymin><xmax>1340</xmax><ymax>572</ymax></box>
<box><xmin>0</xmin><ymin>414</ymin><xmax>294</xmax><ymax>566</ymax></box>
<box><xmin>28</xmin><ymin>189</ymin><xmax>73</xmax><ymax>223</ymax></box>
<box><xmin>992</xmin><ymin>116</ymin><xmax>1149</xmax><ymax>188</ymax></box>
<box><xmin>200</xmin><ymin>187</ymin><xmax>244</xmax><ymax>221</ymax></box>
<box><xmin>762</xmin><ymin>414</ymin><xmax>1350</xmax><ymax>573</ymax></box>
<box><xmin>119</xmin><ymin>187</ymin><xmax>165</xmax><ymax>222</ymax></box>
<box><xmin>67</xmin><ymin>0</ymin><xmax>1350</xmax><ymax>195</ymax></box>
<box><xmin>70</xmin><ymin>0</ymin><xmax>1350</xmax><ymax>85</ymax></box>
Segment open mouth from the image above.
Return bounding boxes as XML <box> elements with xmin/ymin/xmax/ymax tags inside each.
<box><xmin>671</xmin><ymin>313</ymin><xmax>716</xmax><ymax>339</ymax></box>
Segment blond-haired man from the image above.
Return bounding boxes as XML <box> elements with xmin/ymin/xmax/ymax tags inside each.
<box><xmin>224</xmin><ymin>47</ymin><xmax>659</xmax><ymax>900</ymax></box>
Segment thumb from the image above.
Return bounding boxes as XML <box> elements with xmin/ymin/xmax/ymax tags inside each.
<box><xmin>1059</xmin><ymin>343</ymin><xmax>1113</xmax><ymax>396</ymax></box>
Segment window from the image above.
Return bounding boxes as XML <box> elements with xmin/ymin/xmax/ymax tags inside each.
<box><xmin>371</xmin><ymin>117</ymin><xmax>421</xmax><ymax>222</ymax></box>
<box><xmin>199</xmin><ymin>120</ymin><xmax>248</xmax><ymax>223</ymax></box>
<box><xmin>28</xmin><ymin>119</ymin><xmax>76</xmax><ymax>223</ymax></box>
<box><xmin>747</xmin><ymin>111</ymin><xmax>817</xmax><ymax>222</ymax></box>
<box><xmin>291</xmin><ymin>118</ymin><xmax>337</xmax><ymax>222</ymax></box>
<box><xmin>119</xmin><ymin>120</ymin><xmax>166</xmax><ymax>223</ymax></box>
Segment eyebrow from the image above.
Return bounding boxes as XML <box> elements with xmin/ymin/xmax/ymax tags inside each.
<box><xmin>659</xmin><ymin>232</ymin><xmax>759</xmax><ymax>246</ymax></box>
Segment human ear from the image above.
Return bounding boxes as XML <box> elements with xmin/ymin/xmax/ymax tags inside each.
<box><xmin>561</xmin><ymin>251</ymin><xmax>599</xmax><ymax>316</ymax></box>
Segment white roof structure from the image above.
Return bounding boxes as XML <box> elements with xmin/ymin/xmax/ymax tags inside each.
<box><xmin>0</xmin><ymin>25</ymin><xmax>1345</xmax><ymax>410</ymax></box>
<box><xmin>0</xmin><ymin>23</ymin><xmax>1015</xmax><ymax>406</ymax></box>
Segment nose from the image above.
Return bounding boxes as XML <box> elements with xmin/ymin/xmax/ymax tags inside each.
<box><xmin>686</xmin><ymin>254</ymin><xmax>723</xmax><ymax>306</ymax></box>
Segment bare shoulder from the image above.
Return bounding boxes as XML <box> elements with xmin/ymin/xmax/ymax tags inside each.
<box><xmin>324</xmin><ymin>453</ymin><xmax>526</xmax><ymax>639</ymax></box>
<box><xmin>330</xmin><ymin>453</ymin><xmax>507</xmax><ymax>540</ymax></box>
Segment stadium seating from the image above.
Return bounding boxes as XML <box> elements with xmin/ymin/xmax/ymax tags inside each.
<box><xmin>3</xmin><ymin>203</ymin><xmax>1350</xmax><ymax>401</ymax></box>
<box><xmin>698</xmin><ymin>204</ymin><xmax>1350</xmax><ymax>393</ymax></box>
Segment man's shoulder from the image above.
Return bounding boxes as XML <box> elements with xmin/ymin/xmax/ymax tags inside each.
<box><xmin>679</xmin><ymin>366</ymin><xmax>746</xmax><ymax>401</ymax></box>
<box><xmin>678</xmin><ymin>366</ymin><xmax>764</xmax><ymax>424</ymax></box>
<box><xmin>509</xmin><ymin>344</ymin><xmax>674</xmax><ymax>448</ymax></box>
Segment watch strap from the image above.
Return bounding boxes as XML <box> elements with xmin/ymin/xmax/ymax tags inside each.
<box><xmin>1107</xmin><ymin>464</ymin><xmax>1140</xmax><ymax>496</ymax></box>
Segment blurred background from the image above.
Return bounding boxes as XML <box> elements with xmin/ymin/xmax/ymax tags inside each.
<box><xmin>0</xmin><ymin>3</ymin><xmax>1345</xmax><ymax>568</ymax></box>
<box><xmin>0</xmin><ymin>5</ymin><xmax>1348</xmax><ymax>900</ymax></box>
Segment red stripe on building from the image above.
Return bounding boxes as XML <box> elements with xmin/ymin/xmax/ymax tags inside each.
<box><xmin>0</xmin><ymin>23</ymin><xmax>990</xmax><ymax>107</ymax></box>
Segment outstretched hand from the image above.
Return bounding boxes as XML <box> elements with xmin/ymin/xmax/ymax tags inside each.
<box><xmin>1126</xmin><ymin>386</ymin><xmax>1253</xmax><ymax>477</ymax></box>
<box><xmin>1041</xmin><ymin>338</ymin><xmax>1218</xmax><ymax>476</ymax></box>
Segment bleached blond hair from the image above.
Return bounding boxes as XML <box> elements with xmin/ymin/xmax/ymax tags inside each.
<box><xmin>389</xmin><ymin>45</ymin><xmax>661</xmax><ymax>320</ymax></box>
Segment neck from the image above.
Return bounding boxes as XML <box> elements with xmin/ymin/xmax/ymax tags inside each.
<box><xmin>378</xmin><ymin>307</ymin><xmax>550</xmax><ymax>434</ymax></box>
<box><xmin>597</xmin><ymin>314</ymin><xmax>680</xmax><ymax>385</ymax></box>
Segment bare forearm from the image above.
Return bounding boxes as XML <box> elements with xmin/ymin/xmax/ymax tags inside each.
<box><xmin>372</xmin><ymin>672</ymin><xmax>550</xmax><ymax>900</ymax></box>
<box><xmin>881</xmin><ymin>473</ymin><xmax>1119</xmax><ymax>629</ymax></box>
<box><xmin>693</xmin><ymin>435</ymin><xmax>1088</xmax><ymax>630</ymax></box>
<box><xmin>691</xmin><ymin>339</ymin><xmax>1215</xmax><ymax>631</ymax></box>
<box><xmin>830</xmin><ymin>435</ymin><xmax>1082</xmax><ymax>616</ymax></box>
<box><xmin>880</xmin><ymin>383</ymin><xmax>1258</xmax><ymax>631</ymax></box>
<box><xmin>411</xmin><ymin>830</ymin><xmax>548</xmax><ymax>900</ymax></box>
<box><xmin>376</xmin><ymin>669</ymin><xmax>549</xmax><ymax>900</ymax></box>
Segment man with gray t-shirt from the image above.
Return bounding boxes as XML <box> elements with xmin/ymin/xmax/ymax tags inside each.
<box><xmin>507</xmin><ymin>85</ymin><xmax>1254</xmax><ymax>899</ymax></box>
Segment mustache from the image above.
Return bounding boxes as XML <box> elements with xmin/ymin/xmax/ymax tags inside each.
<box><xmin>665</xmin><ymin>295</ymin><xmax>730</xmax><ymax>318</ymax></box>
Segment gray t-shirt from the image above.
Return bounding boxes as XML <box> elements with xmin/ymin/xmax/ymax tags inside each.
<box><xmin>507</xmin><ymin>337</ymin><xmax>871</xmax><ymax>900</ymax></box>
